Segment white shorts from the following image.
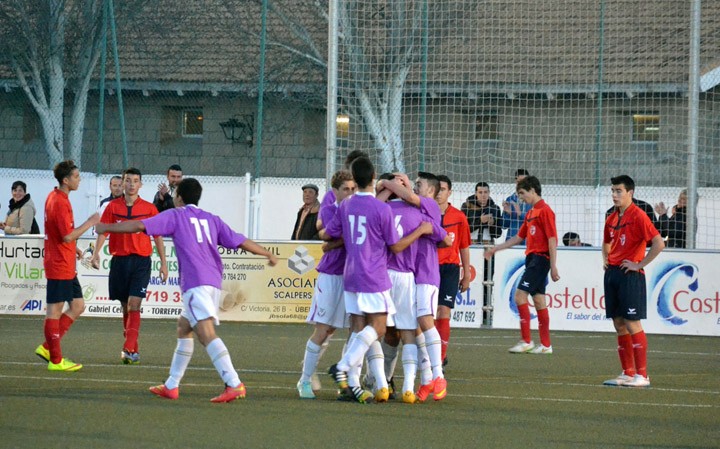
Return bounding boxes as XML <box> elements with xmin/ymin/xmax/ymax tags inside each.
<box><xmin>182</xmin><ymin>285</ymin><xmax>221</xmax><ymax>327</ymax></box>
<box><xmin>388</xmin><ymin>270</ymin><xmax>416</xmax><ymax>330</ymax></box>
<box><xmin>416</xmin><ymin>283</ymin><xmax>439</xmax><ymax>319</ymax></box>
<box><xmin>344</xmin><ymin>290</ymin><xmax>395</xmax><ymax>316</ymax></box>
<box><xmin>306</xmin><ymin>273</ymin><xmax>348</xmax><ymax>328</ymax></box>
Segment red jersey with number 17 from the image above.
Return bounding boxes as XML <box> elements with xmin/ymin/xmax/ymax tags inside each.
<box><xmin>517</xmin><ymin>199</ymin><xmax>557</xmax><ymax>256</ymax></box>
<box><xmin>438</xmin><ymin>204</ymin><xmax>471</xmax><ymax>265</ymax></box>
<box><xmin>604</xmin><ymin>202</ymin><xmax>659</xmax><ymax>266</ymax></box>
<box><xmin>44</xmin><ymin>188</ymin><xmax>77</xmax><ymax>280</ymax></box>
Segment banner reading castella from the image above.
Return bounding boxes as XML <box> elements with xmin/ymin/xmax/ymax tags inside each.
<box><xmin>0</xmin><ymin>236</ymin><xmax>322</xmax><ymax>323</ymax></box>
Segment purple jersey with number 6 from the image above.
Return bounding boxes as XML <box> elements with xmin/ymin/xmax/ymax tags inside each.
<box><xmin>414</xmin><ymin>196</ymin><xmax>447</xmax><ymax>286</ymax></box>
<box><xmin>142</xmin><ymin>205</ymin><xmax>247</xmax><ymax>292</ymax></box>
<box><xmin>387</xmin><ymin>199</ymin><xmax>424</xmax><ymax>273</ymax></box>
<box><xmin>324</xmin><ymin>192</ymin><xmax>399</xmax><ymax>293</ymax></box>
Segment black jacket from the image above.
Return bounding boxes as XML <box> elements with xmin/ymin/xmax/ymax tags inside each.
<box><xmin>291</xmin><ymin>206</ymin><xmax>321</xmax><ymax>240</ymax></box>
<box><xmin>461</xmin><ymin>196</ymin><xmax>503</xmax><ymax>243</ymax></box>
<box><xmin>657</xmin><ymin>206</ymin><xmax>688</xmax><ymax>248</ymax></box>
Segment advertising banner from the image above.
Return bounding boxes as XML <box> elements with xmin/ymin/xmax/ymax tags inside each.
<box><xmin>490</xmin><ymin>247</ymin><xmax>720</xmax><ymax>336</ymax></box>
<box><xmin>449</xmin><ymin>250</ymin><xmax>484</xmax><ymax>329</ymax></box>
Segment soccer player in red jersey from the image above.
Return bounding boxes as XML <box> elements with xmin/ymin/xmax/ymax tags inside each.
<box><xmin>435</xmin><ymin>175</ymin><xmax>471</xmax><ymax>365</ymax></box>
<box><xmin>485</xmin><ymin>176</ymin><xmax>559</xmax><ymax>354</ymax></box>
<box><xmin>35</xmin><ymin>161</ymin><xmax>100</xmax><ymax>371</ymax></box>
<box><xmin>602</xmin><ymin>175</ymin><xmax>664</xmax><ymax>388</ymax></box>
<box><xmin>91</xmin><ymin>167</ymin><xmax>168</xmax><ymax>364</ymax></box>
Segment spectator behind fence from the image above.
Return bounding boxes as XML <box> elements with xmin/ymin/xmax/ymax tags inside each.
<box><xmin>502</xmin><ymin>168</ymin><xmax>532</xmax><ymax>241</ymax></box>
<box><xmin>154</xmin><ymin>164</ymin><xmax>183</xmax><ymax>212</ymax></box>
<box><xmin>654</xmin><ymin>189</ymin><xmax>695</xmax><ymax>248</ymax></box>
<box><xmin>461</xmin><ymin>182</ymin><xmax>503</xmax><ymax>244</ymax></box>
<box><xmin>291</xmin><ymin>183</ymin><xmax>321</xmax><ymax>240</ymax></box>
<box><xmin>562</xmin><ymin>232</ymin><xmax>591</xmax><ymax>247</ymax></box>
<box><xmin>1</xmin><ymin>180</ymin><xmax>40</xmax><ymax>235</ymax></box>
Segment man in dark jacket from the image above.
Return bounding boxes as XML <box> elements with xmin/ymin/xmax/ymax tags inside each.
<box><xmin>291</xmin><ymin>184</ymin><xmax>321</xmax><ymax>240</ymax></box>
<box><xmin>654</xmin><ymin>189</ymin><xmax>693</xmax><ymax>248</ymax></box>
<box><xmin>461</xmin><ymin>181</ymin><xmax>503</xmax><ymax>325</ymax></box>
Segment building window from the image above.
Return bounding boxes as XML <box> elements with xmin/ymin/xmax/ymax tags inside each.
<box><xmin>632</xmin><ymin>114</ymin><xmax>660</xmax><ymax>143</ymax></box>
<box><xmin>475</xmin><ymin>112</ymin><xmax>498</xmax><ymax>140</ymax></box>
<box><xmin>183</xmin><ymin>109</ymin><xmax>203</xmax><ymax>137</ymax></box>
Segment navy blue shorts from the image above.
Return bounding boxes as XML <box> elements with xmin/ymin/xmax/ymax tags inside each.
<box><xmin>46</xmin><ymin>277</ymin><xmax>82</xmax><ymax>304</ymax></box>
<box><xmin>604</xmin><ymin>266</ymin><xmax>647</xmax><ymax>320</ymax></box>
<box><xmin>109</xmin><ymin>255</ymin><xmax>152</xmax><ymax>302</ymax></box>
<box><xmin>517</xmin><ymin>253</ymin><xmax>550</xmax><ymax>296</ymax></box>
<box><xmin>438</xmin><ymin>264</ymin><xmax>461</xmax><ymax>309</ymax></box>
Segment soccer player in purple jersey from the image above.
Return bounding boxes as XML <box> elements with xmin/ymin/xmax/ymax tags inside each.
<box><xmin>96</xmin><ymin>178</ymin><xmax>278</xmax><ymax>403</ymax></box>
<box><xmin>378</xmin><ymin>172</ymin><xmax>451</xmax><ymax>402</ymax></box>
<box><xmin>317</xmin><ymin>150</ymin><xmax>368</xmax><ymax>229</ymax></box>
<box><xmin>297</xmin><ymin>170</ymin><xmax>356</xmax><ymax>399</ymax></box>
<box><xmin>323</xmin><ymin>157</ymin><xmax>431</xmax><ymax>403</ymax></box>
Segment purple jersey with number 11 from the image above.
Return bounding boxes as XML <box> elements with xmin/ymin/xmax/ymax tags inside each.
<box><xmin>142</xmin><ymin>205</ymin><xmax>247</xmax><ymax>292</ymax></box>
<box><xmin>324</xmin><ymin>192</ymin><xmax>399</xmax><ymax>293</ymax></box>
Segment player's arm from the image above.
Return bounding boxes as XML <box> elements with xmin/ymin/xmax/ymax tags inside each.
<box><xmin>239</xmin><ymin>239</ymin><xmax>278</xmax><ymax>266</ymax></box>
<box><xmin>383</xmin><ymin>174</ymin><xmax>421</xmax><ymax>207</ymax></box>
<box><xmin>601</xmin><ymin>243</ymin><xmax>610</xmax><ymax>270</ymax></box>
<box><xmin>322</xmin><ymin>238</ymin><xmax>344</xmax><ymax>252</ymax></box>
<box><xmin>389</xmin><ymin>221</ymin><xmax>432</xmax><ymax>254</ymax></box>
<box><xmin>153</xmin><ymin>236</ymin><xmax>169</xmax><ymax>282</ymax></box>
<box><xmin>95</xmin><ymin>220</ymin><xmax>145</xmax><ymax>235</ymax></box>
<box><xmin>459</xmin><ymin>247</ymin><xmax>471</xmax><ymax>292</ymax></box>
<box><xmin>63</xmin><ymin>212</ymin><xmax>100</xmax><ymax>243</ymax></box>
<box><xmin>90</xmin><ymin>232</ymin><xmax>107</xmax><ymax>269</ymax></box>
<box><xmin>548</xmin><ymin>236</ymin><xmax>560</xmax><ymax>282</ymax></box>
<box><xmin>620</xmin><ymin>234</ymin><xmax>665</xmax><ymax>273</ymax></box>
<box><xmin>484</xmin><ymin>234</ymin><xmax>523</xmax><ymax>259</ymax></box>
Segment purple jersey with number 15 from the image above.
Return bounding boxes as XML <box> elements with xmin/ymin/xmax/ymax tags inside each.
<box><xmin>324</xmin><ymin>192</ymin><xmax>399</xmax><ymax>293</ymax></box>
<box><xmin>142</xmin><ymin>205</ymin><xmax>247</xmax><ymax>292</ymax></box>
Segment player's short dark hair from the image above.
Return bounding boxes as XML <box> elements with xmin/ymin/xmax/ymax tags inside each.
<box><xmin>610</xmin><ymin>175</ymin><xmax>635</xmax><ymax>192</ymax></box>
<box><xmin>378</xmin><ymin>172</ymin><xmax>395</xmax><ymax>181</ymax></box>
<box><xmin>517</xmin><ymin>176</ymin><xmax>542</xmax><ymax>196</ymax></box>
<box><xmin>11</xmin><ymin>180</ymin><xmax>27</xmax><ymax>192</ymax></box>
<box><xmin>177</xmin><ymin>178</ymin><xmax>202</xmax><ymax>205</ymax></box>
<box><xmin>418</xmin><ymin>172</ymin><xmax>439</xmax><ymax>196</ymax></box>
<box><xmin>474</xmin><ymin>181</ymin><xmax>489</xmax><ymax>191</ymax></box>
<box><xmin>515</xmin><ymin>168</ymin><xmax>529</xmax><ymax>177</ymax></box>
<box><xmin>343</xmin><ymin>150</ymin><xmax>369</xmax><ymax>169</ymax></box>
<box><xmin>351</xmin><ymin>157</ymin><xmax>375</xmax><ymax>188</ymax></box>
<box><xmin>53</xmin><ymin>160</ymin><xmax>78</xmax><ymax>185</ymax></box>
<box><xmin>331</xmin><ymin>170</ymin><xmax>354</xmax><ymax>190</ymax></box>
<box><xmin>167</xmin><ymin>164</ymin><xmax>182</xmax><ymax>173</ymax></box>
<box><xmin>122</xmin><ymin>167</ymin><xmax>142</xmax><ymax>180</ymax></box>
<box><xmin>436</xmin><ymin>174</ymin><xmax>452</xmax><ymax>191</ymax></box>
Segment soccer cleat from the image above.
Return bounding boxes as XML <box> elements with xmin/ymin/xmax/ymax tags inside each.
<box><xmin>374</xmin><ymin>387</ymin><xmax>390</xmax><ymax>403</ymax></box>
<box><xmin>433</xmin><ymin>377</ymin><xmax>448</xmax><ymax>401</ymax></box>
<box><xmin>310</xmin><ymin>372</ymin><xmax>322</xmax><ymax>391</ymax></box>
<box><xmin>149</xmin><ymin>384</ymin><xmax>179</xmax><ymax>400</ymax></box>
<box><xmin>328</xmin><ymin>364</ymin><xmax>349</xmax><ymax>389</ymax></box>
<box><xmin>623</xmin><ymin>374</ymin><xmax>650</xmax><ymax>388</ymax></box>
<box><xmin>530</xmin><ymin>344</ymin><xmax>553</xmax><ymax>355</ymax></box>
<box><xmin>35</xmin><ymin>344</ymin><xmax>50</xmax><ymax>362</ymax></box>
<box><xmin>121</xmin><ymin>349</ymin><xmax>140</xmax><ymax>365</ymax></box>
<box><xmin>47</xmin><ymin>358</ymin><xmax>82</xmax><ymax>372</ymax></box>
<box><xmin>387</xmin><ymin>377</ymin><xmax>396</xmax><ymax>400</ymax></box>
<box><xmin>402</xmin><ymin>391</ymin><xmax>418</xmax><ymax>404</ymax></box>
<box><xmin>603</xmin><ymin>373</ymin><xmax>634</xmax><ymax>387</ymax></box>
<box><xmin>416</xmin><ymin>382</ymin><xmax>434</xmax><ymax>402</ymax></box>
<box><xmin>210</xmin><ymin>383</ymin><xmax>247</xmax><ymax>403</ymax></box>
<box><xmin>297</xmin><ymin>380</ymin><xmax>316</xmax><ymax>399</ymax></box>
<box><xmin>508</xmin><ymin>340</ymin><xmax>535</xmax><ymax>353</ymax></box>
<box><xmin>349</xmin><ymin>386</ymin><xmax>374</xmax><ymax>404</ymax></box>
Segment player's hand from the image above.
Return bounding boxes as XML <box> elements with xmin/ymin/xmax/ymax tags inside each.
<box><xmin>602</xmin><ymin>259</ymin><xmax>609</xmax><ymax>271</ymax></box>
<box><xmin>484</xmin><ymin>247</ymin><xmax>495</xmax><ymax>260</ymax></box>
<box><xmin>394</xmin><ymin>173</ymin><xmax>412</xmax><ymax>188</ymax></box>
<box><xmin>459</xmin><ymin>275</ymin><xmax>470</xmax><ymax>293</ymax></box>
<box><xmin>75</xmin><ymin>247</ymin><xmax>84</xmax><ymax>260</ymax></box>
<box><xmin>159</xmin><ymin>263</ymin><xmax>169</xmax><ymax>282</ymax></box>
<box><xmin>620</xmin><ymin>259</ymin><xmax>641</xmax><ymax>273</ymax></box>
<box><xmin>418</xmin><ymin>221</ymin><xmax>433</xmax><ymax>235</ymax></box>
<box><xmin>550</xmin><ymin>267</ymin><xmax>560</xmax><ymax>282</ymax></box>
<box><xmin>90</xmin><ymin>253</ymin><xmax>100</xmax><ymax>270</ymax></box>
<box><xmin>267</xmin><ymin>254</ymin><xmax>279</xmax><ymax>267</ymax></box>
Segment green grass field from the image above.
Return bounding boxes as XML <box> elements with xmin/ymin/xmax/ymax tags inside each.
<box><xmin>1</xmin><ymin>316</ymin><xmax>718</xmax><ymax>449</ymax></box>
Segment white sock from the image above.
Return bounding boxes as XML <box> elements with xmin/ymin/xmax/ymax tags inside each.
<box><xmin>300</xmin><ymin>340</ymin><xmax>322</xmax><ymax>382</ymax></box>
<box><xmin>381</xmin><ymin>339</ymin><xmax>399</xmax><ymax>381</ymax></box>
<box><xmin>416</xmin><ymin>332</ymin><xmax>432</xmax><ymax>385</ymax></box>
<box><xmin>367</xmin><ymin>340</ymin><xmax>388</xmax><ymax>390</ymax></box>
<box><xmin>165</xmin><ymin>338</ymin><xmax>193</xmax><ymax>389</ymax></box>
<box><xmin>338</xmin><ymin>326</ymin><xmax>377</xmax><ymax>373</ymax></box>
<box><xmin>206</xmin><ymin>338</ymin><xmax>241</xmax><ymax>388</ymax></box>
<box><xmin>401</xmin><ymin>343</ymin><xmax>418</xmax><ymax>393</ymax></box>
<box><xmin>423</xmin><ymin>328</ymin><xmax>444</xmax><ymax>379</ymax></box>
<box><xmin>345</xmin><ymin>333</ymin><xmax>360</xmax><ymax>387</ymax></box>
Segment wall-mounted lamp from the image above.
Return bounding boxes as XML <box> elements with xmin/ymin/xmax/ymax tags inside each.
<box><xmin>220</xmin><ymin>114</ymin><xmax>254</xmax><ymax>146</ymax></box>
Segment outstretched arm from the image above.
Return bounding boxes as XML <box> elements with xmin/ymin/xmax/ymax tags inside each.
<box><xmin>95</xmin><ymin>220</ymin><xmax>145</xmax><ymax>235</ymax></box>
<box><xmin>240</xmin><ymin>239</ymin><xmax>278</xmax><ymax>266</ymax></box>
